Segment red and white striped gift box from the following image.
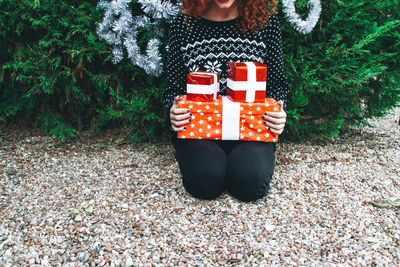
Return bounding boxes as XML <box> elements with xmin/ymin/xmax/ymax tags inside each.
<box><xmin>186</xmin><ymin>71</ymin><xmax>220</xmax><ymax>102</ymax></box>
<box><xmin>227</xmin><ymin>62</ymin><xmax>267</xmax><ymax>103</ymax></box>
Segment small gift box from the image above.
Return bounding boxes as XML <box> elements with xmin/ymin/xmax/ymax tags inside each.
<box><xmin>177</xmin><ymin>95</ymin><xmax>281</xmax><ymax>142</ymax></box>
<box><xmin>227</xmin><ymin>62</ymin><xmax>267</xmax><ymax>103</ymax></box>
<box><xmin>187</xmin><ymin>71</ymin><xmax>220</xmax><ymax>102</ymax></box>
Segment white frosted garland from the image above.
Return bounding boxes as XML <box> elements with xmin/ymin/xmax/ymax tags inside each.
<box><xmin>96</xmin><ymin>0</ymin><xmax>180</xmax><ymax>76</ymax></box>
<box><xmin>282</xmin><ymin>0</ymin><xmax>322</xmax><ymax>34</ymax></box>
<box><xmin>139</xmin><ymin>0</ymin><xmax>180</xmax><ymax>21</ymax></box>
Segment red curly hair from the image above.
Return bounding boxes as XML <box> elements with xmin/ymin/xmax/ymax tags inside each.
<box><xmin>181</xmin><ymin>0</ymin><xmax>277</xmax><ymax>33</ymax></box>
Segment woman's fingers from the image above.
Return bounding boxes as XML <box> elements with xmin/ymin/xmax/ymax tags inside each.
<box><xmin>171</xmin><ymin>125</ymin><xmax>186</xmax><ymax>132</ymax></box>
<box><xmin>172</xmin><ymin>118</ymin><xmax>191</xmax><ymax>127</ymax></box>
<box><xmin>170</xmin><ymin>98</ymin><xmax>191</xmax><ymax>132</ymax></box>
<box><xmin>268</xmin><ymin>127</ymin><xmax>284</xmax><ymax>135</ymax></box>
<box><xmin>262</xmin><ymin>115</ymin><xmax>286</xmax><ymax>125</ymax></box>
<box><xmin>262</xmin><ymin>107</ymin><xmax>287</xmax><ymax>135</ymax></box>
<box><xmin>171</xmin><ymin>107</ymin><xmax>190</xmax><ymax>115</ymax></box>
<box><xmin>263</xmin><ymin>120</ymin><xmax>285</xmax><ymax>131</ymax></box>
<box><xmin>171</xmin><ymin>112</ymin><xmax>191</xmax><ymax>121</ymax></box>
<box><xmin>264</xmin><ymin>110</ymin><xmax>286</xmax><ymax>118</ymax></box>
<box><xmin>263</xmin><ymin>119</ymin><xmax>285</xmax><ymax>135</ymax></box>
<box><xmin>170</xmin><ymin>114</ymin><xmax>190</xmax><ymax>132</ymax></box>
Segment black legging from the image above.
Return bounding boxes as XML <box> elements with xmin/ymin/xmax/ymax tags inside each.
<box><xmin>171</xmin><ymin>138</ymin><xmax>276</xmax><ymax>202</ymax></box>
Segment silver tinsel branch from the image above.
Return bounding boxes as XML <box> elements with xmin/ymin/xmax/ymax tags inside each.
<box><xmin>138</xmin><ymin>0</ymin><xmax>180</xmax><ymax>21</ymax></box>
<box><xmin>96</xmin><ymin>0</ymin><xmax>180</xmax><ymax>76</ymax></box>
<box><xmin>282</xmin><ymin>0</ymin><xmax>322</xmax><ymax>34</ymax></box>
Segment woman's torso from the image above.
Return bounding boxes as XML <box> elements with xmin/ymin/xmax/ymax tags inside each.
<box><xmin>174</xmin><ymin>15</ymin><xmax>272</xmax><ymax>95</ymax></box>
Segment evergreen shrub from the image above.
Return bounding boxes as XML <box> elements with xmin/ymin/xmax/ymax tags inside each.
<box><xmin>0</xmin><ymin>0</ymin><xmax>399</xmax><ymax>142</ymax></box>
<box><xmin>280</xmin><ymin>0</ymin><xmax>400</xmax><ymax>140</ymax></box>
<box><xmin>0</xmin><ymin>0</ymin><xmax>165</xmax><ymax>142</ymax></box>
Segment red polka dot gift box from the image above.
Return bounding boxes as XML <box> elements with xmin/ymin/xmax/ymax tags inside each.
<box><xmin>227</xmin><ymin>62</ymin><xmax>267</xmax><ymax>103</ymax></box>
<box><xmin>186</xmin><ymin>71</ymin><xmax>220</xmax><ymax>102</ymax></box>
<box><xmin>177</xmin><ymin>95</ymin><xmax>281</xmax><ymax>142</ymax></box>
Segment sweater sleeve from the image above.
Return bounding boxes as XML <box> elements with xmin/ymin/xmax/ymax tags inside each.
<box><xmin>162</xmin><ymin>17</ymin><xmax>187</xmax><ymax>138</ymax></box>
<box><xmin>264</xmin><ymin>16</ymin><xmax>290</xmax><ymax>110</ymax></box>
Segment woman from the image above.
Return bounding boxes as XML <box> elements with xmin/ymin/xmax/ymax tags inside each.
<box><xmin>162</xmin><ymin>0</ymin><xmax>289</xmax><ymax>202</ymax></box>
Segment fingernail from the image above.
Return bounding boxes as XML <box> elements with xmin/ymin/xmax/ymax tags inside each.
<box><xmin>264</xmin><ymin>112</ymin><xmax>268</xmax><ymax>115</ymax></box>
<box><xmin>189</xmin><ymin>118</ymin><xmax>192</xmax><ymax>122</ymax></box>
<box><xmin>187</xmin><ymin>109</ymin><xmax>190</xmax><ymax>112</ymax></box>
<box><xmin>184</xmin><ymin>127</ymin><xmax>187</xmax><ymax>130</ymax></box>
<box><xmin>263</xmin><ymin>121</ymin><xmax>267</xmax><ymax>125</ymax></box>
<box><xmin>189</xmin><ymin>113</ymin><xmax>192</xmax><ymax>116</ymax></box>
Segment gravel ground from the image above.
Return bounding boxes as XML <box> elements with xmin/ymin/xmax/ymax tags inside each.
<box><xmin>1</xmin><ymin>109</ymin><xmax>399</xmax><ymax>266</ymax></box>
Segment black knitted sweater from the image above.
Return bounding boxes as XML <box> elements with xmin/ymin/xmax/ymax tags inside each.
<box><xmin>163</xmin><ymin>14</ymin><xmax>290</xmax><ymax>138</ymax></box>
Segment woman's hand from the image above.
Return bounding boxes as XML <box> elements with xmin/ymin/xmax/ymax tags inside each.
<box><xmin>170</xmin><ymin>96</ymin><xmax>192</xmax><ymax>132</ymax></box>
<box><xmin>262</xmin><ymin>101</ymin><xmax>286</xmax><ymax>135</ymax></box>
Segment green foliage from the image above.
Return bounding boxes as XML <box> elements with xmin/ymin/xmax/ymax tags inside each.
<box><xmin>1</xmin><ymin>0</ymin><xmax>399</xmax><ymax>142</ymax></box>
<box><xmin>35</xmin><ymin>112</ymin><xmax>76</xmax><ymax>142</ymax></box>
<box><xmin>96</xmin><ymin>83</ymin><xmax>164</xmax><ymax>142</ymax></box>
<box><xmin>278</xmin><ymin>0</ymin><xmax>400</xmax><ymax>140</ymax></box>
<box><xmin>0</xmin><ymin>0</ymin><xmax>165</xmax><ymax>142</ymax></box>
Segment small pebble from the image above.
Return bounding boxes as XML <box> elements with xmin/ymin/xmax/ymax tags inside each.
<box><xmin>125</xmin><ymin>256</ymin><xmax>133</xmax><ymax>266</ymax></box>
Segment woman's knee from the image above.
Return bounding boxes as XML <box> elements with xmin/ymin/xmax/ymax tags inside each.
<box><xmin>227</xmin><ymin>168</ymin><xmax>272</xmax><ymax>202</ymax></box>
<box><xmin>182</xmin><ymin>165</ymin><xmax>226</xmax><ymax>200</ymax></box>
<box><xmin>226</xmin><ymin>142</ymin><xmax>275</xmax><ymax>202</ymax></box>
<box><xmin>173</xmin><ymin>139</ymin><xmax>227</xmax><ymax>200</ymax></box>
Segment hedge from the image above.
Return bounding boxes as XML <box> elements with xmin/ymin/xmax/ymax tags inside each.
<box><xmin>1</xmin><ymin>0</ymin><xmax>399</xmax><ymax>142</ymax></box>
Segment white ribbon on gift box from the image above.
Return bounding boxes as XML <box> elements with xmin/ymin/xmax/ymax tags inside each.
<box><xmin>222</xmin><ymin>97</ymin><xmax>241</xmax><ymax>140</ymax></box>
<box><xmin>187</xmin><ymin>72</ymin><xmax>219</xmax><ymax>100</ymax></box>
<box><xmin>226</xmin><ymin>62</ymin><xmax>266</xmax><ymax>102</ymax></box>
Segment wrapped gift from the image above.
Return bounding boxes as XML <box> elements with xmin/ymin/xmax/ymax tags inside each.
<box><xmin>177</xmin><ymin>95</ymin><xmax>281</xmax><ymax>142</ymax></box>
<box><xmin>227</xmin><ymin>62</ymin><xmax>267</xmax><ymax>103</ymax></box>
<box><xmin>187</xmin><ymin>71</ymin><xmax>220</xmax><ymax>102</ymax></box>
